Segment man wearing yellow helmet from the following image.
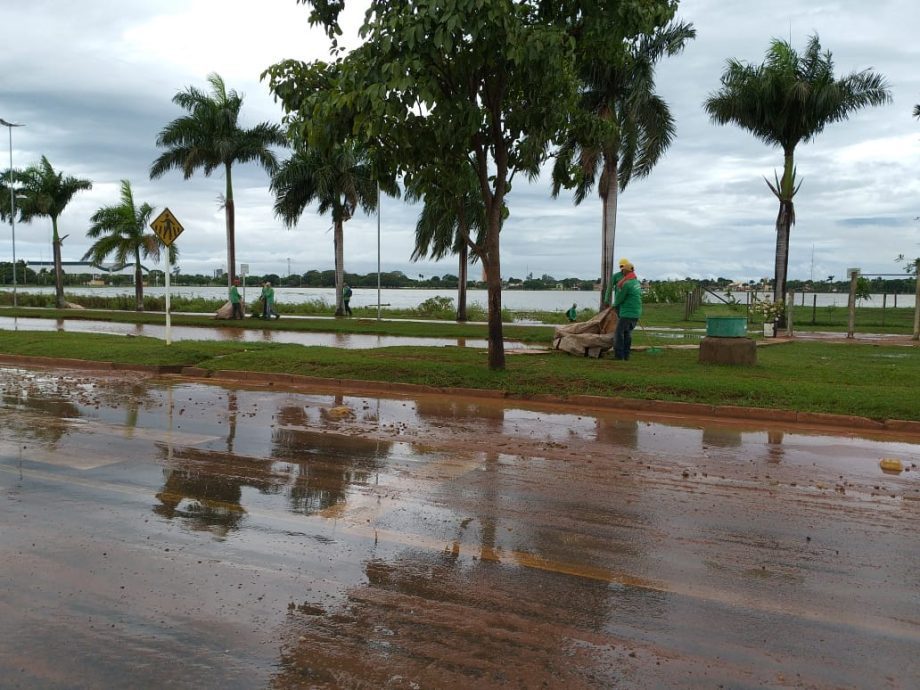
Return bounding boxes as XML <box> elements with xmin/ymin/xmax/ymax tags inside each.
<box><xmin>610</xmin><ymin>258</ymin><xmax>642</xmax><ymax>360</ymax></box>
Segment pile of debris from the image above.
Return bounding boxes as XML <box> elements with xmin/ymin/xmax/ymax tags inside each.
<box><xmin>553</xmin><ymin>307</ymin><xmax>618</xmax><ymax>358</ymax></box>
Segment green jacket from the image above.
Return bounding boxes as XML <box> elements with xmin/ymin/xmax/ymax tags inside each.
<box><xmin>261</xmin><ymin>286</ymin><xmax>275</xmax><ymax>304</ymax></box>
<box><xmin>613</xmin><ymin>275</ymin><xmax>642</xmax><ymax>319</ymax></box>
<box><xmin>229</xmin><ymin>285</ymin><xmax>241</xmax><ymax>304</ymax></box>
<box><xmin>603</xmin><ymin>271</ymin><xmax>624</xmax><ymax>306</ymax></box>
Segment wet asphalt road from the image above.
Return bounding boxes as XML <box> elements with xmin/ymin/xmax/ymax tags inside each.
<box><xmin>0</xmin><ymin>365</ymin><xmax>918</xmax><ymax>689</ymax></box>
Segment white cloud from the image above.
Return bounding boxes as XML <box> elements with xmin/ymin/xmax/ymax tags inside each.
<box><xmin>1</xmin><ymin>0</ymin><xmax>919</xmax><ymax>281</ymax></box>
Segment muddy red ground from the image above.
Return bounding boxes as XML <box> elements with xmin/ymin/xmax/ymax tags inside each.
<box><xmin>0</xmin><ymin>365</ymin><xmax>918</xmax><ymax>688</ymax></box>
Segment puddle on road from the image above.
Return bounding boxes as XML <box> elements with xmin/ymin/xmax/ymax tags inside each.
<box><xmin>0</xmin><ymin>316</ymin><xmax>529</xmax><ymax>349</ymax></box>
<box><xmin>2</xmin><ymin>366</ymin><xmax>918</xmax><ymax>534</ymax></box>
<box><xmin>1</xmin><ymin>366</ymin><xmax>918</xmax><ymax>688</ymax></box>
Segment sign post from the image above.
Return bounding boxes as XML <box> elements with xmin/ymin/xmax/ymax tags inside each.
<box><xmin>150</xmin><ymin>208</ymin><xmax>185</xmax><ymax>345</ymax></box>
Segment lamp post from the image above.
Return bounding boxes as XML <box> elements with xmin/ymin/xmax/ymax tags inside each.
<box><xmin>1</xmin><ymin>118</ymin><xmax>24</xmax><ymax>308</ymax></box>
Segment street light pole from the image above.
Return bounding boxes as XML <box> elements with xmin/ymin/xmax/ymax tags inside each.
<box><xmin>1</xmin><ymin>118</ymin><xmax>23</xmax><ymax>308</ymax></box>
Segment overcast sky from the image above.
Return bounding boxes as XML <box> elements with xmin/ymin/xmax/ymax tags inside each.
<box><xmin>2</xmin><ymin>0</ymin><xmax>918</xmax><ymax>282</ymax></box>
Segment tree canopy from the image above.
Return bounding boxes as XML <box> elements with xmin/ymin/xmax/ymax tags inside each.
<box><xmin>9</xmin><ymin>156</ymin><xmax>92</xmax><ymax>307</ymax></box>
<box><xmin>704</xmin><ymin>35</ymin><xmax>891</xmax><ymax>309</ymax></box>
<box><xmin>265</xmin><ymin>0</ymin><xmax>676</xmax><ymax>368</ymax></box>
<box><xmin>83</xmin><ymin>180</ymin><xmax>175</xmax><ymax>311</ymax></box>
<box><xmin>150</xmin><ymin>73</ymin><xmax>286</xmax><ymax>285</ymax></box>
<box><xmin>270</xmin><ymin>141</ymin><xmax>385</xmax><ymax>315</ymax></box>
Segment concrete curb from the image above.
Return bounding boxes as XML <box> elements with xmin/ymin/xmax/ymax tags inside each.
<box><xmin>2</xmin><ymin>353</ymin><xmax>918</xmax><ymax>436</ymax></box>
<box><xmin>0</xmin><ymin>353</ymin><xmax>185</xmax><ymax>375</ymax></box>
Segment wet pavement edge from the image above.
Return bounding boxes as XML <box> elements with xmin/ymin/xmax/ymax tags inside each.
<box><xmin>1</xmin><ymin>352</ymin><xmax>918</xmax><ymax>438</ymax></box>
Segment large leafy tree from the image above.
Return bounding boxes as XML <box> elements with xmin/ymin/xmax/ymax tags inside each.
<box><xmin>266</xmin><ymin>0</ymin><xmax>675</xmax><ymax>369</ymax></box>
<box><xmin>704</xmin><ymin>35</ymin><xmax>890</xmax><ymax>311</ymax></box>
<box><xmin>150</xmin><ymin>73</ymin><xmax>286</xmax><ymax>285</ymax></box>
<box><xmin>83</xmin><ymin>180</ymin><xmax>177</xmax><ymax>311</ymax></box>
<box><xmin>552</xmin><ymin>20</ymin><xmax>694</xmax><ymax>306</ymax></box>
<box><xmin>270</xmin><ymin>142</ymin><xmax>389</xmax><ymax>315</ymax></box>
<box><xmin>5</xmin><ymin>156</ymin><xmax>92</xmax><ymax>308</ymax></box>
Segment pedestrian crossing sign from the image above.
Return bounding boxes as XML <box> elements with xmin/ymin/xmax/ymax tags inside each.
<box><xmin>151</xmin><ymin>208</ymin><xmax>184</xmax><ymax>246</ymax></box>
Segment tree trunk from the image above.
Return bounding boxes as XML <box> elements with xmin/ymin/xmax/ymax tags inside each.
<box><xmin>773</xmin><ymin>202</ymin><xmax>792</xmax><ymax>304</ymax></box>
<box><xmin>457</xmin><ymin>239</ymin><xmax>468</xmax><ymax>322</ymax></box>
<box><xmin>334</xmin><ymin>219</ymin><xmax>344</xmax><ymax>316</ymax></box>
<box><xmin>599</xmin><ymin>158</ymin><xmax>618</xmax><ymax>309</ymax></box>
<box><xmin>773</xmin><ymin>148</ymin><xmax>796</xmax><ymax>326</ymax></box>
<box><xmin>134</xmin><ymin>249</ymin><xmax>144</xmax><ymax>311</ymax></box>
<box><xmin>225</xmin><ymin>164</ymin><xmax>235</xmax><ymax>287</ymax></box>
<box><xmin>52</xmin><ymin>217</ymin><xmax>64</xmax><ymax>309</ymax></box>
<box><xmin>484</xmin><ymin>215</ymin><xmax>504</xmax><ymax>371</ymax></box>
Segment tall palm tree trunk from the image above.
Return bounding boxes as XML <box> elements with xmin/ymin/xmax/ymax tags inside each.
<box><xmin>134</xmin><ymin>248</ymin><xmax>144</xmax><ymax>311</ymax></box>
<box><xmin>600</xmin><ymin>159</ymin><xmax>619</xmax><ymax>308</ymax></box>
<box><xmin>457</xmin><ymin>242</ymin><xmax>468</xmax><ymax>322</ymax></box>
<box><xmin>772</xmin><ymin>149</ymin><xmax>796</xmax><ymax>326</ymax></box>
<box><xmin>225</xmin><ymin>164</ymin><xmax>235</xmax><ymax>287</ymax></box>
<box><xmin>334</xmin><ymin>219</ymin><xmax>345</xmax><ymax>316</ymax></box>
<box><xmin>52</xmin><ymin>218</ymin><xmax>64</xmax><ymax>309</ymax></box>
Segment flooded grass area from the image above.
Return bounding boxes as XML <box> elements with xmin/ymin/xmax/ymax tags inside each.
<box><xmin>0</xmin><ymin>316</ymin><xmax>529</xmax><ymax>350</ymax></box>
<box><xmin>1</xmin><ymin>366</ymin><xmax>918</xmax><ymax>687</ymax></box>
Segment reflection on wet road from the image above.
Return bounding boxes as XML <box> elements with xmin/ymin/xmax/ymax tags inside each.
<box><xmin>0</xmin><ymin>316</ymin><xmax>528</xmax><ymax>349</ymax></box>
<box><xmin>1</xmin><ymin>366</ymin><xmax>918</xmax><ymax>688</ymax></box>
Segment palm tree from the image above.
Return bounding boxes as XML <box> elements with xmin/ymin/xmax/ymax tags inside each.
<box><xmin>270</xmin><ymin>142</ymin><xmax>386</xmax><ymax>315</ymax></box>
<box><xmin>406</xmin><ymin>168</ymin><xmax>485</xmax><ymax>322</ymax></box>
<box><xmin>552</xmin><ymin>21</ymin><xmax>695</xmax><ymax>307</ymax></box>
<box><xmin>705</xmin><ymin>35</ymin><xmax>890</xmax><ymax>312</ymax></box>
<box><xmin>83</xmin><ymin>180</ymin><xmax>176</xmax><ymax>311</ymax></box>
<box><xmin>11</xmin><ymin>156</ymin><xmax>92</xmax><ymax>308</ymax></box>
<box><xmin>150</xmin><ymin>73</ymin><xmax>286</xmax><ymax>286</ymax></box>
<box><xmin>914</xmin><ymin>102</ymin><xmax>919</xmax><ymax>119</ymax></box>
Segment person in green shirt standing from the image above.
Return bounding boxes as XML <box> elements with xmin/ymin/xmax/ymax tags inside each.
<box><xmin>565</xmin><ymin>303</ymin><xmax>578</xmax><ymax>322</ymax></box>
<box><xmin>611</xmin><ymin>258</ymin><xmax>642</xmax><ymax>360</ymax></box>
<box><xmin>343</xmin><ymin>284</ymin><xmax>353</xmax><ymax>316</ymax></box>
<box><xmin>261</xmin><ymin>281</ymin><xmax>280</xmax><ymax>320</ymax></box>
<box><xmin>229</xmin><ymin>278</ymin><xmax>242</xmax><ymax>320</ymax></box>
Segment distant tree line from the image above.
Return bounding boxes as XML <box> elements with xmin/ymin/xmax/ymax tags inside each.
<box><xmin>2</xmin><ymin>263</ymin><xmax>916</xmax><ymax>296</ymax></box>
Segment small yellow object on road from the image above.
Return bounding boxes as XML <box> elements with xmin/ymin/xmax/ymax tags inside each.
<box><xmin>879</xmin><ymin>458</ymin><xmax>903</xmax><ymax>473</ymax></box>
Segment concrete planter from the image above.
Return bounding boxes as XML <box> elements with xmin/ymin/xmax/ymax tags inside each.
<box><xmin>706</xmin><ymin>316</ymin><xmax>748</xmax><ymax>337</ymax></box>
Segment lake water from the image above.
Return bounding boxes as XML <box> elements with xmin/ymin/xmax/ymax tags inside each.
<box><xmin>3</xmin><ymin>286</ymin><xmax>916</xmax><ymax>311</ymax></box>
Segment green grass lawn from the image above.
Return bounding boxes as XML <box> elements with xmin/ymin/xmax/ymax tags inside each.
<box><xmin>0</xmin><ymin>329</ymin><xmax>917</xmax><ymax>421</ymax></box>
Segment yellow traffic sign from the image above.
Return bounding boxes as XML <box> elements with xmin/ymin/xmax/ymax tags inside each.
<box><xmin>151</xmin><ymin>208</ymin><xmax>184</xmax><ymax>246</ymax></box>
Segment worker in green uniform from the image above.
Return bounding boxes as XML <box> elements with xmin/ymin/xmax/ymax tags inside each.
<box><xmin>611</xmin><ymin>258</ymin><xmax>642</xmax><ymax>360</ymax></box>
<box><xmin>229</xmin><ymin>278</ymin><xmax>242</xmax><ymax>320</ymax></box>
<box><xmin>261</xmin><ymin>281</ymin><xmax>279</xmax><ymax>320</ymax></box>
<box><xmin>565</xmin><ymin>303</ymin><xmax>578</xmax><ymax>322</ymax></box>
<box><xmin>343</xmin><ymin>284</ymin><xmax>353</xmax><ymax>316</ymax></box>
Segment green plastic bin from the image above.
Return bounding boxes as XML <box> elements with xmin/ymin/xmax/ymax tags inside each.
<box><xmin>705</xmin><ymin>316</ymin><xmax>748</xmax><ymax>338</ymax></box>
